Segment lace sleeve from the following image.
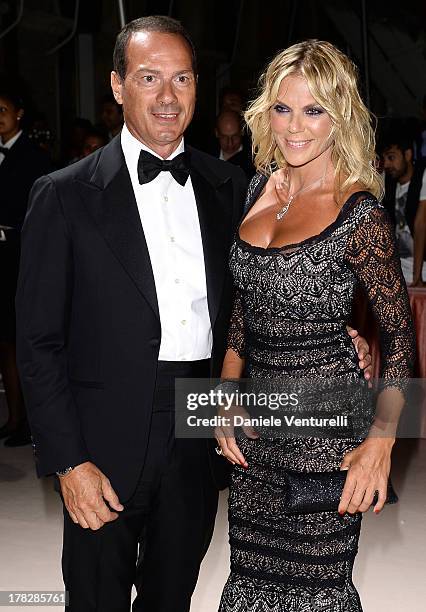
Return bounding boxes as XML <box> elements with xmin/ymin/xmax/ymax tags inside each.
<box><xmin>227</xmin><ymin>289</ymin><xmax>245</xmax><ymax>358</ymax></box>
<box><xmin>344</xmin><ymin>203</ymin><xmax>416</xmax><ymax>383</ymax></box>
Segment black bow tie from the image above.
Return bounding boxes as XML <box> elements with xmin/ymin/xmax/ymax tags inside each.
<box><xmin>0</xmin><ymin>146</ymin><xmax>9</xmax><ymax>156</ymax></box>
<box><xmin>137</xmin><ymin>149</ymin><xmax>190</xmax><ymax>186</ymax></box>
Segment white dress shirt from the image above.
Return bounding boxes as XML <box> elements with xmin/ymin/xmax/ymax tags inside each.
<box><xmin>121</xmin><ymin>124</ymin><xmax>212</xmax><ymax>361</ymax></box>
<box><xmin>0</xmin><ymin>130</ymin><xmax>22</xmax><ymax>165</ymax></box>
<box><xmin>219</xmin><ymin>144</ymin><xmax>243</xmax><ymax>161</ymax></box>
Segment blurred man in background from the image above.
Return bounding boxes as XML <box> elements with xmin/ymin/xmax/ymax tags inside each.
<box><xmin>380</xmin><ymin>133</ymin><xmax>426</xmax><ymax>287</ymax></box>
<box><xmin>0</xmin><ymin>81</ymin><xmax>50</xmax><ymax>446</ymax></box>
<box><xmin>100</xmin><ymin>93</ymin><xmax>124</xmax><ymax>140</ymax></box>
<box><xmin>214</xmin><ymin>110</ymin><xmax>254</xmax><ymax>178</ymax></box>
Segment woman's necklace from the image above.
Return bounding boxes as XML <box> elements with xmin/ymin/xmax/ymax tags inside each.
<box><xmin>276</xmin><ymin>164</ymin><xmax>330</xmax><ymax>221</ymax></box>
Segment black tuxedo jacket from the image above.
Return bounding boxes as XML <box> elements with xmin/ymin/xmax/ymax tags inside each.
<box><xmin>0</xmin><ymin>132</ymin><xmax>51</xmax><ymax>230</ymax></box>
<box><xmin>16</xmin><ymin>135</ymin><xmax>247</xmax><ymax>500</ymax></box>
<box><xmin>212</xmin><ymin>145</ymin><xmax>255</xmax><ymax>180</ymax></box>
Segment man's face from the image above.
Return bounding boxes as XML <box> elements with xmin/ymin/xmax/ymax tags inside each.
<box><xmin>382</xmin><ymin>145</ymin><xmax>411</xmax><ymax>181</ymax></box>
<box><xmin>111</xmin><ymin>31</ymin><xmax>196</xmax><ymax>157</ymax></box>
<box><xmin>215</xmin><ymin>116</ymin><xmax>242</xmax><ymax>156</ymax></box>
<box><xmin>101</xmin><ymin>102</ymin><xmax>123</xmax><ymax>131</ymax></box>
<box><xmin>81</xmin><ymin>135</ymin><xmax>106</xmax><ymax>158</ymax></box>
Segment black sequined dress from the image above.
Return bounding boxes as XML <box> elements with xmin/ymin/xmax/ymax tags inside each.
<box><xmin>219</xmin><ymin>173</ymin><xmax>416</xmax><ymax>612</ymax></box>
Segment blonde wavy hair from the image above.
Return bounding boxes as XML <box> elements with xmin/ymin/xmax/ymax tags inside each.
<box><xmin>244</xmin><ymin>39</ymin><xmax>383</xmax><ymax>200</ymax></box>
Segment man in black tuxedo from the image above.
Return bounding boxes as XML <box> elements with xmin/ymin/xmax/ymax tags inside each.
<box><xmin>0</xmin><ymin>83</ymin><xmax>51</xmax><ymax>446</ymax></box>
<box><xmin>16</xmin><ymin>15</ymin><xmax>372</xmax><ymax>612</ymax></box>
<box><xmin>16</xmin><ymin>16</ymin><xmax>246</xmax><ymax>612</ymax></box>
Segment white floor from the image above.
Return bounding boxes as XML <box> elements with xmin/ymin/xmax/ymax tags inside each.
<box><xmin>1</xmin><ymin>393</ymin><xmax>425</xmax><ymax>611</ymax></box>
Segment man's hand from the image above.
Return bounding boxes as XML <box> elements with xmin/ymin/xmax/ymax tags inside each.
<box><xmin>347</xmin><ymin>327</ymin><xmax>372</xmax><ymax>381</ymax></box>
<box><xmin>59</xmin><ymin>461</ymin><xmax>124</xmax><ymax>530</ymax></box>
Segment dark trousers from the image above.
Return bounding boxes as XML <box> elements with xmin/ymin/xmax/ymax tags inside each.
<box><xmin>62</xmin><ymin>360</ymin><xmax>218</xmax><ymax>612</ymax></box>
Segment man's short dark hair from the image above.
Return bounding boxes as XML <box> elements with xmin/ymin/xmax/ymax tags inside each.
<box><xmin>378</xmin><ymin>132</ymin><xmax>414</xmax><ymax>156</ymax></box>
<box><xmin>85</xmin><ymin>127</ymin><xmax>107</xmax><ymax>143</ymax></box>
<box><xmin>113</xmin><ymin>15</ymin><xmax>197</xmax><ymax>81</ymax></box>
<box><xmin>0</xmin><ymin>78</ymin><xmax>25</xmax><ymax>110</ymax></box>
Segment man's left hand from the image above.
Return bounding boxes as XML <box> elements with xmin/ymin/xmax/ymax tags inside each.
<box><xmin>347</xmin><ymin>327</ymin><xmax>372</xmax><ymax>381</ymax></box>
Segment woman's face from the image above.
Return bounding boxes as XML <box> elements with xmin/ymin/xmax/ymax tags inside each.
<box><xmin>0</xmin><ymin>96</ymin><xmax>23</xmax><ymax>143</ymax></box>
<box><xmin>270</xmin><ymin>74</ymin><xmax>333</xmax><ymax>168</ymax></box>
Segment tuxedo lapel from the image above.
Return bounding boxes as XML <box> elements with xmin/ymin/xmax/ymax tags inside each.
<box><xmin>77</xmin><ymin>137</ymin><xmax>159</xmax><ymax>319</ymax></box>
<box><xmin>76</xmin><ymin>139</ymin><xmax>233</xmax><ymax>326</ymax></box>
<box><xmin>189</xmin><ymin>147</ymin><xmax>233</xmax><ymax>328</ymax></box>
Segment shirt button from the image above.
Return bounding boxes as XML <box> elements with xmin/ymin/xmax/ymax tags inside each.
<box><xmin>181</xmin><ymin>319</ymin><xmax>187</xmax><ymax>325</ymax></box>
<box><xmin>164</xmin><ymin>195</ymin><xmax>168</xmax><ymax>202</ymax></box>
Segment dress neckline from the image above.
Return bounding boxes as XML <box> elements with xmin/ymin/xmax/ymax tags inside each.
<box><xmin>236</xmin><ymin>188</ymin><xmax>375</xmax><ymax>253</ymax></box>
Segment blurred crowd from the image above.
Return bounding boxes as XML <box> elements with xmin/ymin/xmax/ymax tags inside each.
<box><xmin>19</xmin><ymin>86</ymin><xmax>257</xmax><ymax>177</ymax></box>
<box><xmin>0</xmin><ymin>74</ymin><xmax>425</xmax><ymax>447</ymax></box>
<box><xmin>377</xmin><ymin>106</ymin><xmax>426</xmax><ymax>288</ymax></box>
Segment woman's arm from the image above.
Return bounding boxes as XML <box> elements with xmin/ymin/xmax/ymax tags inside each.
<box><xmin>221</xmin><ymin>347</ymin><xmax>245</xmax><ymax>380</ymax></box>
<box><xmin>215</xmin><ymin>290</ymin><xmax>257</xmax><ymax>467</ymax></box>
<box><xmin>340</xmin><ymin>203</ymin><xmax>416</xmax><ymax>514</ymax></box>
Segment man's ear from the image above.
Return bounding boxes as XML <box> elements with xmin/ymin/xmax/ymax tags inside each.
<box><xmin>404</xmin><ymin>148</ymin><xmax>413</xmax><ymax>164</ymax></box>
<box><xmin>111</xmin><ymin>71</ymin><xmax>124</xmax><ymax>105</ymax></box>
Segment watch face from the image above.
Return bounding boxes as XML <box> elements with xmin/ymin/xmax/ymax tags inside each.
<box><xmin>57</xmin><ymin>467</ymin><xmax>73</xmax><ymax>476</ymax></box>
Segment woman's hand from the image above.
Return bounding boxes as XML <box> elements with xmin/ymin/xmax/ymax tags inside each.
<box><xmin>337</xmin><ymin>437</ymin><xmax>394</xmax><ymax>515</ymax></box>
<box><xmin>214</xmin><ymin>404</ymin><xmax>259</xmax><ymax>468</ymax></box>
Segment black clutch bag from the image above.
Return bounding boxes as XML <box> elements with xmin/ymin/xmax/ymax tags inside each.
<box><xmin>284</xmin><ymin>469</ymin><xmax>399</xmax><ymax>514</ymax></box>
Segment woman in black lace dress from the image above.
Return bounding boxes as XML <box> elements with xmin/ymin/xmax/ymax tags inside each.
<box><xmin>215</xmin><ymin>40</ymin><xmax>416</xmax><ymax>611</ymax></box>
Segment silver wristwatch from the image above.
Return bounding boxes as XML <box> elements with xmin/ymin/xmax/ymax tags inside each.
<box><xmin>56</xmin><ymin>466</ymin><xmax>75</xmax><ymax>477</ymax></box>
